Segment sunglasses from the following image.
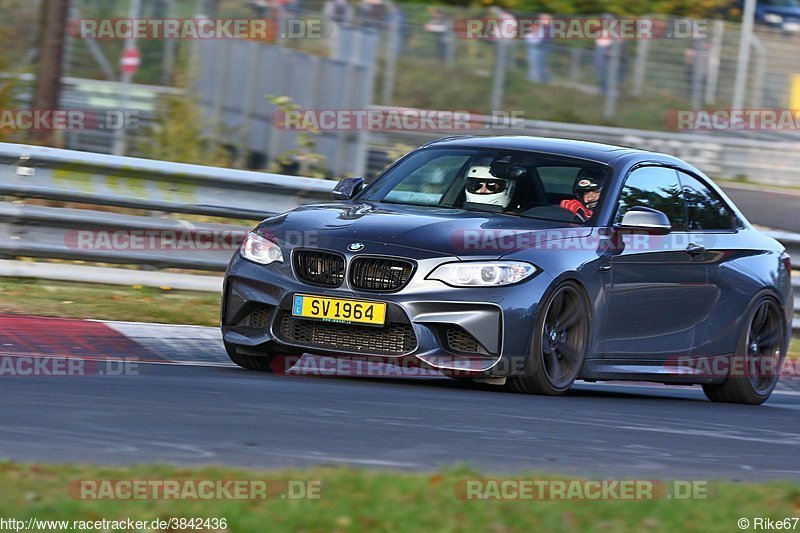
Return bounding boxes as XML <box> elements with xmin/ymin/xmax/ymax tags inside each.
<box><xmin>466</xmin><ymin>178</ymin><xmax>507</xmax><ymax>194</ymax></box>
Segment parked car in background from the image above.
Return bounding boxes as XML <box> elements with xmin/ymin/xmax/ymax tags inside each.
<box><xmin>753</xmin><ymin>0</ymin><xmax>800</xmax><ymax>31</ymax></box>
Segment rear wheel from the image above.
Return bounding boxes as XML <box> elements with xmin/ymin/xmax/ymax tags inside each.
<box><xmin>702</xmin><ymin>296</ymin><xmax>785</xmax><ymax>405</ymax></box>
<box><xmin>508</xmin><ymin>281</ymin><xmax>591</xmax><ymax>395</ymax></box>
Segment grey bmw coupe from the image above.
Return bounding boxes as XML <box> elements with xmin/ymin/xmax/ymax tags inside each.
<box><xmin>221</xmin><ymin>136</ymin><xmax>793</xmax><ymax>404</ymax></box>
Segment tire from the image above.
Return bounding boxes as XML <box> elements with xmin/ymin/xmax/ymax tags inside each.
<box><xmin>224</xmin><ymin>341</ymin><xmax>275</xmax><ymax>372</ymax></box>
<box><xmin>702</xmin><ymin>295</ymin><xmax>786</xmax><ymax>405</ymax></box>
<box><xmin>508</xmin><ymin>280</ymin><xmax>591</xmax><ymax>395</ymax></box>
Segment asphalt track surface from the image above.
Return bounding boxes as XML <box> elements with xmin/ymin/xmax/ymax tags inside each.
<box><xmin>1</xmin><ymin>316</ymin><xmax>799</xmax><ymax>482</ymax></box>
<box><xmin>720</xmin><ymin>183</ymin><xmax>800</xmax><ymax>233</ymax></box>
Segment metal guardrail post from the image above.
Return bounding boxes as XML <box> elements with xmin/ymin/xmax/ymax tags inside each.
<box><xmin>381</xmin><ymin>18</ymin><xmax>400</xmax><ymax>105</ymax></box>
<box><xmin>704</xmin><ymin>20</ymin><xmax>724</xmax><ymax>105</ymax></box>
<box><xmin>750</xmin><ymin>35</ymin><xmax>767</xmax><ymax>108</ymax></box>
<box><xmin>631</xmin><ymin>39</ymin><xmax>648</xmax><ymax>97</ymax></box>
<box><xmin>490</xmin><ymin>40</ymin><xmax>509</xmax><ymax>112</ymax></box>
<box><xmin>603</xmin><ymin>42</ymin><xmax>620</xmax><ymax>120</ymax></box>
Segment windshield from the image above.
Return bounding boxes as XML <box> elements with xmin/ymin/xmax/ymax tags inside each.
<box><xmin>359</xmin><ymin>147</ymin><xmax>610</xmax><ymax>225</ymax></box>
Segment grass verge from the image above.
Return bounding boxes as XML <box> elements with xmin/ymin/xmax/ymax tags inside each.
<box><xmin>0</xmin><ymin>463</ymin><xmax>799</xmax><ymax>532</ymax></box>
<box><xmin>0</xmin><ymin>278</ymin><xmax>220</xmax><ymax>327</ymax></box>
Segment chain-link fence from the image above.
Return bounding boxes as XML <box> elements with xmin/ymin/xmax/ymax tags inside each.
<box><xmin>5</xmin><ymin>0</ymin><xmax>800</xmax><ymax>151</ymax></box>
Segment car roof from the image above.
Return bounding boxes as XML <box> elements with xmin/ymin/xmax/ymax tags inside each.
<box><xmin>424</xmin><ymin>135</ymin><xmax>668</xmax><ymax>166</ymax></box>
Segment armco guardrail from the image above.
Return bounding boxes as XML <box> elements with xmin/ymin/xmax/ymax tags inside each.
<box><xmin>0</xmin><ymin>201</ymin><xmax>249</xmax><ymax>271</ymax></box>
<box><xmin>767</xmin><ymin>232</ymin><xmax>800</xmax><ymax>331</ymax></box>
<box><xmin>794</xmin><ymin>277</ymin><xmax>800</xmax><ymax>332</ymax></box>
<box><xmin>765</xmin><ymin>230</ymin><xmax>800</xmax><ymax>262</ymax></box>
<box><xmin>0</xmin><ymin>143</ymin><xmax>334</xmax><ymax>220</ymax></box>
<box><xmin>0</xmin><ymin>142</ymin><xmax>797</xmax><ymax>332</ymax></box>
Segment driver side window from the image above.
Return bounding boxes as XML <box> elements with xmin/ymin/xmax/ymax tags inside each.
<box><xmin>615</xmin><ymin>167</ymin><xmax>688</xmax><ymax>230</ymax></box>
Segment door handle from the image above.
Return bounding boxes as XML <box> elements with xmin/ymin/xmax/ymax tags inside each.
<box><xmin>686</xmin><ymin>243</ymin><xmax>706</xmax><ymax>256</ymax></box>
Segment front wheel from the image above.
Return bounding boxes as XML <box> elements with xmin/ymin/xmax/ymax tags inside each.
<box><xmin>224</xmin><ymin>341</ymin><xmax>275</xmax><ymax>372</ymax></box>
<box><xmin>508</xmin><ymin>280</ymin><xmax>591</xmax><ymax>395</ymax></box>
<box><xmin>702</xmin><ymin>296</ymin><xmax>786</xmax><ymax>405</ymax></box>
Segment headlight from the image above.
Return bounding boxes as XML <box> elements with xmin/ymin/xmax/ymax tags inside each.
<box><xmin>765</xmin><ymin>13</ymin><xmax>783</xmax><ymax>23</ymax></box>
<box><xmin>427</xmin><ymin>261</ymin><xmax>537</xmax><ymax>287</ymax></box>
<box><xmin>240</xmin><ymin>232</ymin><xmax>283</xmax><ymax>265</ymax></box>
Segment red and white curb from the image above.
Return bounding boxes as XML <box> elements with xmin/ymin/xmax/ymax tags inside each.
<box><xmin>1</xmin><ymin>314</ymin><xmax>798</xmax><ymax>395</ymax></box>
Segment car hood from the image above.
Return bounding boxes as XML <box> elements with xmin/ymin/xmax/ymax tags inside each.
<box><xmin>256</xmin><ymin>201</ymin><xmax>592</xmax><ymax>259</ymax></box>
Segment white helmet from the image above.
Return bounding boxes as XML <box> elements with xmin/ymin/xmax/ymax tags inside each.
<box><xmin>464</xmin><ymin>165</ymin><xmax>516</xmax><ymax>208</ymax></box>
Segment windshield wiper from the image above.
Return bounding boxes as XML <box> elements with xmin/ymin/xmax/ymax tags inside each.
<box><xmin>378</xmin><ymin>199</ymin><xmax>443</xmax><ymax>208</ymax></box>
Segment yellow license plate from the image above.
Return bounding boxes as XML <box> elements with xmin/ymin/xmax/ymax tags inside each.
<box><xmin>291</xmin><ymin>294</ymin><xmax>386</xmax><ymax>325</ymax></box>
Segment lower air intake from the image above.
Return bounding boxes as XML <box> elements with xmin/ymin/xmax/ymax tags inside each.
<box><xmin>278</xmin><ymin>313</ymin><xmax>416</xmax><ymax>355</ymax></box>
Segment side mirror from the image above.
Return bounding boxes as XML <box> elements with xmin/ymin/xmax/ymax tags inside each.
<box><xmin>332</xmin><ymin>177</ymin><xmax>364</xmax><ymax>200</ymax></box>
<box><xmin>618</xmin><ymin>207</ymin><xmax>671</xmax><ymax>235</ymax></box>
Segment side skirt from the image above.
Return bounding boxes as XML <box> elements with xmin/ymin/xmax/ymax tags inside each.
<box><xmin>579</xmin><ymin>355</ymin><xmax>733</xmax><ymax>385</ymax></box>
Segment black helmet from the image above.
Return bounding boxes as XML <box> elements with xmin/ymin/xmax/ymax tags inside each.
<box><xmin>573</xmin><ymin>169</ymin><xmax>605</xmax><ymax>208</ymax></box>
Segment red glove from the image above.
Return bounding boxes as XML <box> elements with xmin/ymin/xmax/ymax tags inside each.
<box><xmin>560</xmin><ymin>199</ymin><xmax>593</xmax><ymax>221</ymax></box>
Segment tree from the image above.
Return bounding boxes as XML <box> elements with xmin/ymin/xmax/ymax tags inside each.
<box><xmin>31</xmin><ymin>0</ymin><xmax>70</xmax><ymax>146</ymax></box>
<box><xmin>138</xmin><ymin>93</ymin><xmax>232</xmax><ymax>167</ymax></box>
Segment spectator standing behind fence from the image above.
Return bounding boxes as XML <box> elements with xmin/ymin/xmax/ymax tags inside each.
<box><xmin>592</xmin><ymin>15</ymin><xmax>628</xmax><ymax>96</ymax></box>
<box><xmin>247</xmin><ymin>0</ymin><xmax>286</xmax><ymax>41</ymax></box>
<box><xmin>593</xmin><ymin>25</ymin><xmax>613</xmax><ymax>94</ymax></box>
<box><xmin>489</xmin><ymin>6</ymin><xmax>518</xmax><ymax>39</ymax></box>
<box><xmin>391</xmin><ymin>2</ymin><xmax>407</xmax><ymax>55</ymax></box>
<box><xmin>247</xmin><ymin>0</ymin><xmax>277</xmax><ymax>18</ymax></box>
<box><xmin>325</xmin><ymin>0</ymin><xmax>353</xmax><ymax>56</ymax></box>
<box><xmin>425</xmin><ymin>8</ymin><xmax>454</xmax><ymax>64</ymax></box>
<box><xmin>489</xmin><ymin>6</ymin><xmax>518</xmax><ymax>82</ymax></box>
<box><xmin>524</xmin><ymin>13</ymin><xmax>552</xmax><ymax>84</ymax></box>
<box><xmin>359</xmin><ymin>0</ymin><xmax>388</xmax><ymax>29</ymax></box>
<box><xmin>684</xmin><ymin>30</ymin><xmax>710</xmax><ymax>98</ymax></box>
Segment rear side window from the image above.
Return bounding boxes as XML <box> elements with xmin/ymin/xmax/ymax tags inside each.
<box><xmin>678</xmin><ymin>172</ymin><xmax>739</xmax><ymax>231</ymax></box>
<box><xmin>537</xmin><ymin>166</ymin><xmax>581</xmax><ymax>195</ymax></box>
<box><xmin>615</xmin><ymin>166</ymin><xmax>687</xmax><ymax>230</ymax></box>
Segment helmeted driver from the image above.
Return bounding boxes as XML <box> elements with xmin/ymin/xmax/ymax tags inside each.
<box><xmin>560</xmin><ymin>169</ymin><xmax>605</xmax><ymax>221</ymax></box>
<box><xmin>464</xmin><ymin>165</ymin><xmax>516</xmax><ymax>208</ymax></box>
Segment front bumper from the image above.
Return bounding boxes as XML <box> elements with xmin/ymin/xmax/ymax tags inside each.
<box><xmin>221</xmin><ymin>254</ymin><xmax>555</xmax><ymax>376</ymax></box>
